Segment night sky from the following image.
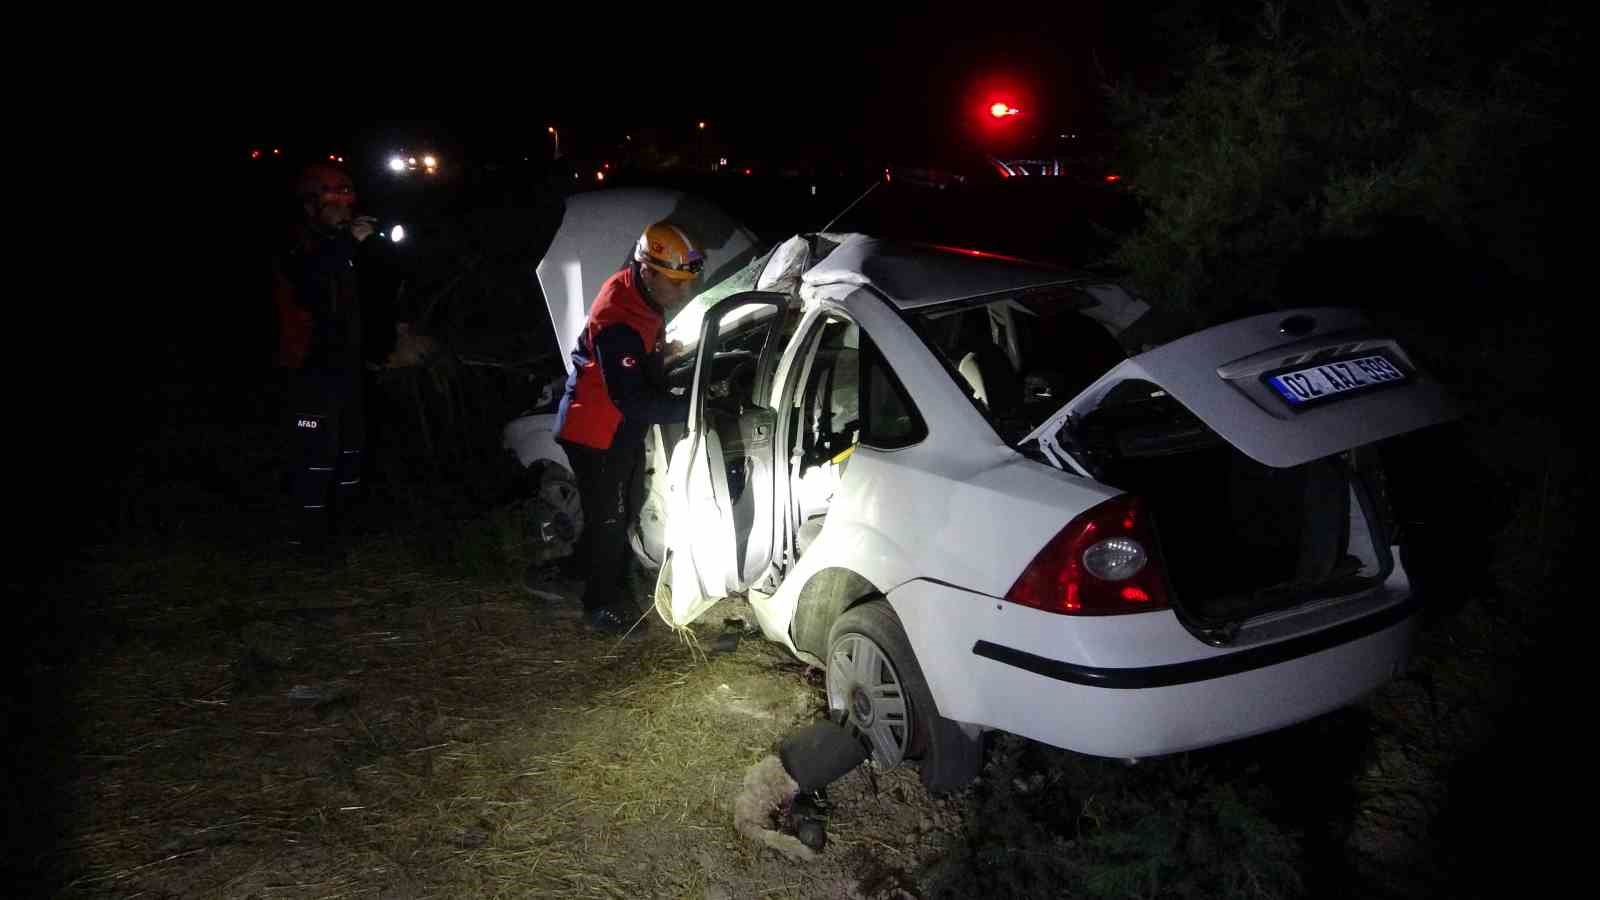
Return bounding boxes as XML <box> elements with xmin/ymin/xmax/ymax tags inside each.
<box><xmin>198</xmin><ymin>6</ymin><xmax>1148</xmax><ymax>171</ymax></box>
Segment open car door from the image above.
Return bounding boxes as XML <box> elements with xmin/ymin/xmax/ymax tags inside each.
<box><xmin>657</xmin><ymin>292</ymin><xmax>789</xmax><ymax>628</ymax></box>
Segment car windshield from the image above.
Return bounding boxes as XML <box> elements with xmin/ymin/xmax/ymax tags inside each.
<box><xmin>908</xmin><ymin>288</ymin><xmax>1129</xmax><ymax>444</ymax></box>
<box><xmin>663</xmin><ymin>244</ymin><xmax>779</xmax><ymax>355</ymax></box>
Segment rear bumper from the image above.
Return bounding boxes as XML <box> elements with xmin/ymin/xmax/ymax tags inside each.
<box><xmin>973</xmin><ymin>592</ymin><xmax>1419</xmax><ymax>690</ymax></box>
<box><xmin>889</xmin><ymin>579</ymin><xmax>1420</xmax><ymax>759</ymax></box>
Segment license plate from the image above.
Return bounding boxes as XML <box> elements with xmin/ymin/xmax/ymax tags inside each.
<box><xmin>1266</xmin><ymin>355</ymin><xmax>1408</xmax><ymax>408</ymax></box>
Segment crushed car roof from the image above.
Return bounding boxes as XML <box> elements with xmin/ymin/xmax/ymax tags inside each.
<box><xmin>801</xmin><ymin>234</ymin><xmax>1086</xmax><ymax>310</ymax></box>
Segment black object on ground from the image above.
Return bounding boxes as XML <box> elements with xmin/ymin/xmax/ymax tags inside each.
<box><xmin>787</xmin><ymin>792</ymin><xmax>830</xmax><ymax>852</ymax></box>
<box><xmin>588</xmin><ymin>606</ymin><xmax>645</xmax><ymax>637</ymax></box>
<box><xmin>709</xmin><ymin>631</ymin><xmax>742</xmax><ymax>656</ymax></box>
<box><xmin>794</xmin><ymin>815</ymin><xmax>826</xmax><ymax>851</ymax></box>
<box><xmin>779</xmin><ymin>719</ymin><xmax>871</xmax><ymax>794</ymax></box>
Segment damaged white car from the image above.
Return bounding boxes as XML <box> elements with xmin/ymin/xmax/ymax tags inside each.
<box><xmin>505</xmin><ymin>188</ymin><xmax>1460</xmax><ymax>791</ymax></box>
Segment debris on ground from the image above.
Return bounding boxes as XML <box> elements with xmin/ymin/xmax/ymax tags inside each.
<box><xmin>785</xmin><ymin>793</ymin><xmax>829</xmax><ymax>852</ymax></box>
<box><xmin>731</xmin><ymin>719</ymin><xmax>870</xmax><ymax>861</ymax></box>
<box><xmin>285</xmin><ymin>681</ymin><xmax>353</xmax><ymax>706</ymax></box>
<box><xmin>733</xmin><ymin>755</ymin><xmax>817</xmax><ymax>861</ymax></box>
<box><xmin>780</xmin><ymin>719</ymin><xmax>871</xmax><ymax>793</ymax></box>
<box><xmin>708</xmin><ymin>615</ymin><xmax>759</xmax><ymax>656</ymax></box>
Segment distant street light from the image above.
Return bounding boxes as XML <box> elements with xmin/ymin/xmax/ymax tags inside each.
<box><xmin>697</xmin><ymin>121</ymin><xmax>707</xmax><ymax>130</ymax></box>
<box><xmin>547</xmin><ymin>125</ymin><xmax>560</xmax><ymax>159</ymax></box>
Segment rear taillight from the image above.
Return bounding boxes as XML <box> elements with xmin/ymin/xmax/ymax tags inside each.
<box><xmin>1004</xmin><ymin>495</ymin><xmax>1170</xmax><ymax>615</ymax></box>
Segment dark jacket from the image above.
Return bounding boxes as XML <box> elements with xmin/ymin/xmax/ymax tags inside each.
<box><xmin>273</xmin><ymin>229</ymin><xmax>361</xmax><ymax>375</ymax></box>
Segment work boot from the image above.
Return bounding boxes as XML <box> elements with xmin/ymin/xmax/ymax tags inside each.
<box><xmin>587</xmin><ymin>606</ymin><xmax>645</xmax><ymax>637</ymax></box>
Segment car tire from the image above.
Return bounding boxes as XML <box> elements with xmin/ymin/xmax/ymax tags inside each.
<box><xmin>826</xmin><ymin>600</ymin><xmax>982</xmax><ymax>795</ymax></box>
<box><xmin>526</xmin><ymin>462</ymin><xmax>583</xmax><ymax>555</ymax></box>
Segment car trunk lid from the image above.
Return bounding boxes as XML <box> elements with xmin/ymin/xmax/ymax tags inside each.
<box><xmin>1025</xmin><ymin>307</ymin><xmax>1458</xmax><ymax>471</ymax></box>
<box><xmin>1023</xmin><ymin>307</ymin><xmax>1458</xmax><ymax>632</ymax></box>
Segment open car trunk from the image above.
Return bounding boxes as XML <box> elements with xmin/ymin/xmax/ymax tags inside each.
<box><xmin>1067</xmin><ymin>382</ymin><xmax>1396</xmax><ymax>626</ymax></box>
<box><xmin>1026</xmin><ymin>307</ymin><xmax>1460</xmax><ymax>632</ymax></box>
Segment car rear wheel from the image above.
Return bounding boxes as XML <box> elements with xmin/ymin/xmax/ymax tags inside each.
<box><xmin>826</xmin><ymin>601</ymin><xmax>982</xmax><ymax>794</ymax></box>
<box><xmin>531</xmin><ymin>462</ymin><xmax>583</xmax><ymax>543</ymax></box>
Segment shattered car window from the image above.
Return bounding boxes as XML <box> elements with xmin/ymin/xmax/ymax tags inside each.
<box><xmin>663</xmin><ymin>245</ymin><xmax>778</xmax><ymax>355</ymax></box>
<box><xmin>910</xmin><ymin>289</ymin><xmax>1127</xmax><ymax>444</ymax></box>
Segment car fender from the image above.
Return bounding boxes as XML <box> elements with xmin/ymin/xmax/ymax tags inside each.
<box><xmin>764</xmin><ymin>516</ymin><xmax>917</xmax><ymax>661</ymax></box>
<box><xmin>503</xmin><ymin>413</ymin><xmax>570</xmax><ymax>471</ymax></box>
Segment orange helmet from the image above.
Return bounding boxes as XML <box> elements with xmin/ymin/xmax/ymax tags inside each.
<box><xmin>634</xmin><ymin>221</ymin><xmax>706</xmax><ymax>281</ymax></box>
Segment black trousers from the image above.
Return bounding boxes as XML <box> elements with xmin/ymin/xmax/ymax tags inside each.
<box><xmin>286</xmin><ymin>372</ymin><xmax>365</xmax><ymax>544</ymax></box>
<box><xmin>561</xmin><ymin>438</ymin><xmax>644</xmax><ymax>613</ymax></box>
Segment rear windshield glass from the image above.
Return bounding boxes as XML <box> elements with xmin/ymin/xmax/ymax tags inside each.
<box><xmin>908</xmin><ymin>290</ymin><xmax>1128</xmax><ymax>444</ymax></box>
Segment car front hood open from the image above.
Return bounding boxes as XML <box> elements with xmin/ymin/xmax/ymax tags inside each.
<box><xmin>535</xmin><ymin>188</ymin><xmax>763</xmax><ymax>373</ymax></box>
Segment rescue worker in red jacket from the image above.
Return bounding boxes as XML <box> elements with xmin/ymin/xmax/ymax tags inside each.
<box><xmin>556</xmin><ymin>222</ymin><xmax>702</xmax><ymax>633</ymax></box>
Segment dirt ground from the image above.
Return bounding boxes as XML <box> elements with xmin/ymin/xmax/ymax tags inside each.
<box><xmin>31</xmin><ymin>542</ymin><xmax>965</xmax><ymax>899</ymax></box>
